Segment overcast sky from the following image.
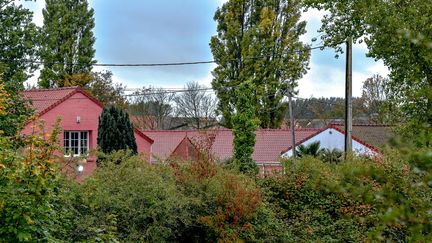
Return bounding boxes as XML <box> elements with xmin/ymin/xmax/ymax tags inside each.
<box><xmin>22</xmin><ymin>0</ymin><xmax>388</xmax><ymax>98</ymax></box>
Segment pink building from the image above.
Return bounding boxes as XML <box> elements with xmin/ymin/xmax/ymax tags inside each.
<box><xmin>21</xmin><ymin>87</ymin><xmax>153</xmax><ymax>177</ymax></box>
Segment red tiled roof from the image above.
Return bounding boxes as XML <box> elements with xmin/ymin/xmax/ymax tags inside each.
<box><xmin>331</xmin><ymin>124</ymin><xmax>394</xmax><ymax>149</ymax></box>
<box><xmin>22</xmin><ymin>86</ymin><xmax>103</xmax><ymax>116</ymax></box>
<box><xmin>143</xmin><ymin>129</ymin><xmax>321</xmax><ymax>163</ymax></box>
<box><xmin>22</xmin><ymin>87</ymin><xmax>154</xmax><ymax>144</ymax></box>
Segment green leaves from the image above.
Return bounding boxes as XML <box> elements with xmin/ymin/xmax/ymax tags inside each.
<box><xmin>232</xmin><ymin>82</ymin><xmax>259</xmax><ymax>176</ymax></box>
<box><xmin>39</xmin><ymin>0</ymin><xmax>96</xmax><ymax>88</ymax></box>
<box><xmin>0</xmin><ymin>1</ymin><xmax>37</xmax><ymax>136</ymax></box>
<box><xmin>211</xmin><ymin>0</ymin><xmax>310</xmax><ymax>129</ymax></box>
<box><xmin>0</xmin><ymin>119</ymin><xmax>65</xmax><ymax>242</ymax></box>
<box><xmin>307</xmin><ymin>0</ymin><xmax>432</xmax><ymax>135</ymax></box>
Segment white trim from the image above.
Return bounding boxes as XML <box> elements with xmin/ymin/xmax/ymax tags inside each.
<box><xmin>282</xmin><ymin>128</ymin><xmax>377</xmax><ymax>157</ymax></box>
<box><xmin>64</xmin><ymin>130</ymin><xmax>89</xmax><ymax>157</ymax></box>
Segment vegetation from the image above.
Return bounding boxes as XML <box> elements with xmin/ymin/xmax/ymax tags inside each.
<box><xmin>295</xmin><ymin>141</ymin><xmax>323</xmax><ymax>158</ymax></box>
<box><xmin>97</xmin><ymin>106</ymin><xmax>137</xmax><ymax>157</ymax></box>
<box><xmin>0</xmin><ymin>119</ymin><xmax>68</xmax><ymax>241</ymax></box>
<box><xmin>174</xmin><ymin>81</ymin><xmax>217</xmax><ymax>129</ymax></box>
<box><xmin>39</xmin><ymin>0</ymin><xmax>96</xmax><ymax>88</ymax></box>
<box><xmin>0</xmin><ymin>1</ymin><xmax>37</xmax><ymax>136</ymax></box>
<box><xmin>210</xmin><ymin>0</ymin><xmax>310</xmax><ymax>128</ymax></box>
<box><xmin>232</xmin><ymin>82</ymin><xmax>259</xmax><ymax>175</ymax></box>
<box><xmin>2</xmin><ymin>132</ymin><xmax>430</xmax><ymax>241</ymax></box>
<box><xmin>305</xmin><ymin>0</ymin><xmax>432</xmax><ymax>135</ymax></box>
<box><xmin>1</xmin><ymin>0</ymin><xmax>431</xmax><ymax>242</ymax></box>
<box><xmin>85</xmin><ymin>70</ymin><xmax>127</xmax><ymax>109</ymax></box>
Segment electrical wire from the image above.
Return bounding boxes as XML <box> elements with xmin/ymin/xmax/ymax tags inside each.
<box><xmin>1</xmin><ymin>44</ymin><xmax>327</xmax><ymax>68</ymax></box>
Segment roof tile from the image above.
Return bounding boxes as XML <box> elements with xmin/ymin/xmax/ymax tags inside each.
<box><xmin>143</xmin><ymin>129</ymin><xmax>321</xmax><ymax>163</ymax></box>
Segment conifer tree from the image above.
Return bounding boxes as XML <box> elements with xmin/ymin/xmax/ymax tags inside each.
<box><xmin>210</xmin><ymin>0</ymin><xmax>310</xmax><ymax>128</ymax></box>
<box><xmin>97</xmin><ymin>106</ymin><xmax>137</xmax><ymax>156</ymax></box>
<box><xmin>39</xmin><ymin>0</ymin><xmax>96</xmax><ymax>88</ymax></box>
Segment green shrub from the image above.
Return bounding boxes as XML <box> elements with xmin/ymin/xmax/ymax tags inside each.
<box><xmin>68</xmin><ymin>151</ymin><xmax>289</xmax><ymax>242</ymax></box>
<box><xmin>69</xmin><ymin>151</ymin><xmax>192</xmax><ymax>242</ymax></box>
<box><xmin>258</xmin><ymin>152</ymin><xmax>432</xmax><ymax>241</ymax></box>
<box><xmin>0</xmin><ymin>119</ymin><xmax>70</xmax><ymax>242</ymax></box>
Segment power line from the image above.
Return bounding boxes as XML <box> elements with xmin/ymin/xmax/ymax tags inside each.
<box><xmin>1</xmin><ymin>45</ymin><xmax>327</xmax><ymax>68</ymax></box>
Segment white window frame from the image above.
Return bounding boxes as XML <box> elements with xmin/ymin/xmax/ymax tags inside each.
<box><xmin>64</xmin><ymin>131</ymin><xmax>89</xmax><ymax>157</ymax></box>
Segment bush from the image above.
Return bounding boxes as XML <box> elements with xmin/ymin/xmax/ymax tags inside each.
<box><xmin>69</xmin><ymin>151</ymin><xmax>192</xmax><ymax>242</ymax></box>
<box><xmin>67</xmin><ymin>151</ymin><xmax>289</xmax><ymax>242</ymax></box>
<box><xmin>0</xmin><ymin>120</ymin><xmax>71</xmax><ymax>242</ymax></box>
<box><xmin>258</xmin><ymin>152</ymin><xmax>432</xmax><ymax>241</ymax></box>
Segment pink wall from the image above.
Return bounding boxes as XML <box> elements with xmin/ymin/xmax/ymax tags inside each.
<box><xmin>135</xmin><ymin>131</ymin><xmax>152</xmax><ymax>162</ymax></box>
<box><xmin>21</xmin><ymin>91</ymin><xmax>152</xmax><ymax>177</ymax></box>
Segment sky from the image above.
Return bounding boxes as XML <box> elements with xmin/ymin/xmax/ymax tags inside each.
<box><xmin>21</xmin><ymin>0</ymin><xmax>388</xmax><ymax>98</ymax></box>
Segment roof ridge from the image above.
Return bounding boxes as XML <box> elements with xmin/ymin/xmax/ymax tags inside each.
<box><xmin>330</xmin><ymin>123</ymin><xmax>394</xmax><ymax>127</ymax></box>
<box><xmin>143</xmin><ymin>128</ymin><xmax>322</xmax><ymax>132</ymax></box>
<box><xmin>24</xmin><ymin>86</ymin><xmax>80</xmax><ymax>92</ymax></box>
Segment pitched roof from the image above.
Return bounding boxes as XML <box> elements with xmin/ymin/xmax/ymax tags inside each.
<box><xmin>143</xmin><ymin>129</ymin><xmax>321</xmax><ymax>163</ymax></box>
<box><xmin>281</xmin><ymin>124</ymin><xmax>394</xmax><ymax>153</ymax></box>
<box><xmin>22</xmin><ymin>87</ymin><xmax>154</xmax><ymax>144</ymax></box>
<box><xmin>22</xmin><ymin>86</ymin><xmax>103</xmax><ymax>116</ymax></box>
<box><xmin>331</xmin><ymin>124</ymin><xmax>394</xmax><ymax>149</ymax></box>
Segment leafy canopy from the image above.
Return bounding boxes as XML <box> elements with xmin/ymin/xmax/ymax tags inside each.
<box><xmin>211</xmin><ymin>0</ymin><xmax>310</xmax><ymax>128</ymax></box>
<box><xmin>39</xmin><ymin>0</ymin><xmax>96</xmax><ymax>88</ymax></box>
<box><xmin>305</xmin><ymin>0</ymin><xmax>432</xmax><ymax>135</ymax></box>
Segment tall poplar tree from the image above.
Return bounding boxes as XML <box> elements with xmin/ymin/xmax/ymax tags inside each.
<box><xmin>0</xmin><ymin>0</ymin><xmax>38</xmax><ymax>135</ymax></box>
<box><xmin>39</xmin><ymin>0</ymin><xmax>96</xmax><ymax>88</ymax></box>
<box><xmin>210</xmin><ymin>0</ymin><xmax>310</xmax><ymax>128</ymax></box>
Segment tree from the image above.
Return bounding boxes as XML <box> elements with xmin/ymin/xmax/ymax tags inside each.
<box><xmin>86</xmin><ymin>71</ymin><xmax>127</xmax><ymax>108</ymax></box>
<box><xmin>232</xmin><ymin>82</ymin><xmax>259</xmax><ymax>175</ymax></box>
<box><xmin>39</xmin><ymin>0</ymin><xmax>96</xmax><ymax>88</ymax></box>
<box><xmin>97</xmin><ymin>106</ymin><xmax>137</xmax><ymax>157</ymax></box>
<box><xmin>210</xmin><ymin>0</ymin><xmax>310</xmax><ymax>129</ymax></box>
<box><xmin>319</xmin><ymin>148</ymin><xmax>343</xmax><ymax>163</ymax></box>
<box><xmin>174</xmin><ymin>82</ymin><xmax>217</xmax><ymax>129</ymax></box>
<box><xmin>128</xmin><ymin>87</ymin><xmax>174</xmax><ymax>130</ymax></box>
<box><xmin>361</xmin><ymin>74</ymin><xmax>388</xmax><ymax>123</ymax></box>
<box><xmin>0</xmin><ymin>1</ymin><xmax>37</xmax><ymax>135</ymax></box>
<box><xmin>295</xmin><ymin>141</ymin><xmax>322</xmax><ymax>158</ymax></box>
<box><xmin>305</xmin><ymin>0</ymin><xmax>432</xmax><ymax>134</ymax></box>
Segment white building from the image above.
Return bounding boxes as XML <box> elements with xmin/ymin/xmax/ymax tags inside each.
<box><xmin>282</xmin><ymin>124</ymin><xmax>393</xmax><ymax>157</ymax></box>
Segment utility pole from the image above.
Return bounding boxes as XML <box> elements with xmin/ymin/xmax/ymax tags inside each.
<box><xmin>288</xmin><ymin>86</ymin><xmax>296</xmax><ymax>158</ymax></box>
<box><xmin>345</xmin><ymin>37</ymin><xmax>353</xmax><ymax>155</ymax></box>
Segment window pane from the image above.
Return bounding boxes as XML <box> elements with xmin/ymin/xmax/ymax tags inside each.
<box><xmin>65</xmin><ymin>132</ymin><xmax>69</xmax><ymax>139</ymax></box>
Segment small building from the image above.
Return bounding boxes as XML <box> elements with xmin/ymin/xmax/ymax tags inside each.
<box><xmin>143</xmin><ymin>129</ymin><xmax>322</xmax><ymax>176</ymax></box>
<box><xmin>282</xmin><ymin>124</ymin><xmax>394</xmax><ymax>157</ymax></box>
<box><xmin>21</xmin><ymin>87</ymin><xmax>154</xmax><ymax>177</ymax></box>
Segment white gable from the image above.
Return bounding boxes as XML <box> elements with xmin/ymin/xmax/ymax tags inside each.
<box><xmin>282</xmin><ymin>128</ymin><xmax>377</xmax><ymax>157</ymax></box>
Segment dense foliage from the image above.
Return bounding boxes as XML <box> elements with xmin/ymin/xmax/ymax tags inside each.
<box><xmin>0</xmin><ymin>119</ymin><xmax>68</xmax><ymax>241</ymax></box>
<box><xmin>39</xmin><ymin>0</ymin><xmax>96</xmax><ymax>88</ymax></box>
<box><xmin>211</xmin><ymin>0</ymin><xmax>310</xmax><ymax>128</ymax></box>
<box><xmin>0</xmin><ymin>1</ymin><xmax>37</xmax><ymax>136</ymax></box>
<box><xmin>97</xmin><ymin>106</ymin><xmax>137</xmax><ymax>157</ymax></box>
<box><xmin>232</xmin><ymin>82</ymin><xmax>259</xmax><ymax>175</ymax></box>
<box><xmin>64</xmin><ymin>151</ymin><xmax>289</xmax><ymax>242</ymax></box>
<box><xmin>259</xmin><ymin>149</ymin><xmax>432</xmax><ymax>241</ymax></box>
<box><xmin>1</xmin><ymin>129</ymin><xmax>431</xmax><ymax>241</ymax></box>
<box><xmin>305</xmin><ymin>0</ymin><xmax>432</xmax><ymax>134</ymax></box>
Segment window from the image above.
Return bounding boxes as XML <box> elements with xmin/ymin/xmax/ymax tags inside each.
<box><xmin>64</xmin><ymin>131</ymin><xmax>89</xmax><ymax>156</ymax></box>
